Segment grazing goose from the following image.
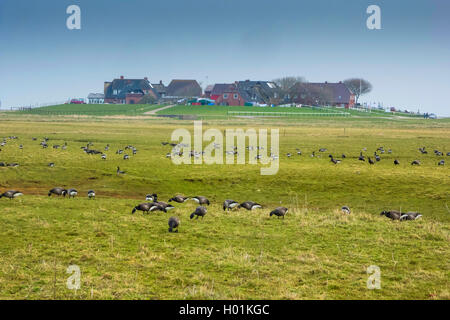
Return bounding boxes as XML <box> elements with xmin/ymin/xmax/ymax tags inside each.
<box><xmin>190</xmin><ymin>196</ymin><xmax>210</xmax><ymax>205</ymax></box>
<box><xmin>270</xmin><ymin>207</ymin><xmax>288</xmax><ymax>219</ymax></box>
<box><xmin>341</xmin><ymin>206</ymin><xmax>351</xmax><ymax>214</ymax></box>
<box><xmin>388</xmin><ymin>149</ymin><xmax>392</xmax><ymax>154</ymax></box>
<box><xmin>67</xmin><ymin>188</ymin><xmax>78</xmax><ymax>198</ymax></box>
<box><xmin>438</xmin><ymin>160</ymin><xmax>445</xmax><ymax>166</ymax></box>
<box><xmin>447</xmin><ymin>152</ymin><xmax>450</xmax><ymax>156</ymax></box>
<box><xmin>7</xmin><ymin>163</ymin><xmax>19</xmax><ymax>167</ymax></box>
<box><xmin>48</xmin><ymin>187</ymin><xmax>67</xmax><ymax>197</ymax></box>
<box><xmin>368</xmin><ymin>157</ymin><xmax>375</xmax><ymax>165</ymax></box>
<box><xmin>116</xmin><ymin>166</ymin><xmax>125</xmax><ymax>175</ymax></box>
<box><xmin>394</xmin><ymin>159</ymin><xmax>400</xmax><ymax>165</ymax></box>
<box><xmin>123</xmin><ymin>154</ymin><xmax>129</xmax><ymax>160</ymax></box>
<box><xmin>0</xmin><ymin>190</ymin><xmax>23</xmax><ymax>200</ymax></box>
<box><xmin>190</xmin><ymin>206</ymin><xmax>207</xmax><ymax>219</ymax></box>
<box><xmin>380</xmin><ymin>210</ymin><xmax>401</xmax><ymax>220</ymax></box>
<box><xmin>131</xmin><ymin>203</ymin><xmax>152</xmax><ymax>214</ymax></box>
<box><xmin>169</xmin><ymin>195</ymin><xmax>188</xmax><ymax>203</ymax></box>
<box><xmin>358</xmin><ymin>152</ymin><xmax>365</xmax><ymax>161</ymax></box>
<box><xmin>150</xmin><ymin>201</ymin><xmax>174</xmax><ymax>212</ymax></box>
<box><xmin>48</xmin><ymin>162</ymin><xmax>55</xmax><ymax>167</ymax></box>
<box><xmin>310</xmin><ymin>151</ymin><xmax>315</xmax><ymax>158</ymax></box>
<box><xmin>400</xmin><ymin>212</ymin><xmax>423</xmax><ymax>221</ymax></box>
<box><xmin>223</xmin><ymin>199</ymin><xmax>239</xmax><ymax>211</ymax></box>
<box><xmin>168</xmin><ymin>216</ymin><xmax>180</xmax><ymax>232</ymax></box>
<box><xmin>330</xmin><ymin>156</ymin><xmax>341</xmax><ymax>164</ymax></box>
<box><xmin>87</xmin><ymin>190</ymin><xmax>95</xmax><ymax>199</ymax></box>
<box><xmin>342</xmin><ymin>154</ymin><xmax>346</xmax><ymax>159</ymax></box>
<box><xmin>411</xmin><ymin>160</ymin><xmax>421</xmax><ymax>166</ymax></box>
<box><xmin>146</xmin><ymin>193</ymin><xmax>157</xmax><ymax>202</ymax></box>
<box><xmin>101</xmin><ymin>154</ymin><xmax>107</xmax><ymax>160</ymax></box>
<box><xmin>238</xmin><ymin>201</ymin><xmax>262</xmax><ymax>210</ymax></box>
<box><xmin>319</xmin><ymin>148</ymin><xmax>327</xmax><ymax>152</ymax></box>
<box><xmin>375</xmin><ymin>154</ymin><xmax>381</xmax><ymax>162</ymax></box>
<box><xmin>0</xmin><ymin>162</ymin><xmax>5</xmax><ymax>167</ymax></box>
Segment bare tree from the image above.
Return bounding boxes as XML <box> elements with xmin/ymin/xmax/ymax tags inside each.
<box><xmin>343</xmin><ymin>78</ymin><xmax>372</xmax><ymax>104</ymax></box>
<box><xmin>273</xmin><ymin>76</ymin><xmax>306</xmax><ymax>92</ymax></box>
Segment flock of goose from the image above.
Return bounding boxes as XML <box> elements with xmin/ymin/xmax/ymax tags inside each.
<box><xmin>161</xmin><ymin>142</ymin><xmax>447</xmax><ymax>166</ymax></box>
<box><xmin>1</xmin><ymin>136</ymin><xmax>444</xmax><ymax>233</ymax></box>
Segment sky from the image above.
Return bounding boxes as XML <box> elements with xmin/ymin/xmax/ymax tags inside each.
<box><xmin>0</xmin><ymin>0</ymin><xmax>449</xmax><ymax>115</ymax></box>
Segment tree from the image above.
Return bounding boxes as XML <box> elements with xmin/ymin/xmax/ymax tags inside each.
<box><xmin>139</xmin><ymin>94</ymin><xmax>157</xmax><ymax>104</ymax></box>
<box><xmin>273</xmin><ymin>76</ymin><xmax>306</xmax><ymax>92</ymax></box>
<box><xmin>343</xmin><ymin>78</ymin><xmax>372</xmax><ymax>104</ymax></box>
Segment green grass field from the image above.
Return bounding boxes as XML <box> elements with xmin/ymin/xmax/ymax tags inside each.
<box><xmin>17</xmin><ymin>104</ymin><xmax>163</xmax><ymax>116</ymax></box>
<box><xmin>0</xmin><ymin>111</ymin><xmax>449</xmax><ymax>299</ymax></box>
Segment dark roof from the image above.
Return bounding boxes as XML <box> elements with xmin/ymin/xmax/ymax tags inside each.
<box><xmin>290</xmin><ymin>82</ymin><xmax>353</xmax><ymax>104</ymax></box>
<box><xmin>88</xmin><ymin>93</ymin><xmax>104</xmax><ymax>99</ymax></box>
<box><xmin>236</xmin><ymin>80</ymin><xmax>280</xmax><ymax>103</ymax></box>
<box><xmin>211</xmin><ymin>83</ymin><xmax>236</xmax><ymax>95</ymax></box>
<box><xmin>151</xmin><ymin>82</ymin><xmax>166</xmax><ymax>95</ymax></box>
<box><xmin>105</xmin><ymin>78</ymin><xmax>158</xmax><ymax>99</ymax></box>
<box><xmin>166</xmin><ymin>80</ymin><xmax>202</xmax><ymax>97</ymax></box>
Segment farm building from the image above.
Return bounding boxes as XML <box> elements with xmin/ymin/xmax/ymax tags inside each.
<box><xmin>103</xmin><ymin>76</ymin><xmax>160</xmax><ymax>104</ymax></box>
<box><xmin>235</xmin><ymin>80</ymin><xmax>282</xmax><ymax>106</ymax></box>
<box><xmin>165</xmin><ymin>80</ymin><xmax>202</xmax><ymax>98</ymax></box>
<box><xmin>205</xmin><ymin>81</ymin><xmax>281</xmax><ymax>106</ymax></box>
<box><xmin>289</xmin><ymin>81</ymin><xmax>355</xmax><ymax>108</ymax></box>
<box><xmin>207</xmin><ymin>83</ymin><xmax>245</xmax><ymax>106</ymax></box>
<box><xmin>87</xmin><ymin>93</ymin><xmax>104</xmax><ymax>104</ymax></box>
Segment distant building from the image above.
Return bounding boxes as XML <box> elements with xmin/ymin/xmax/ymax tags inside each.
<box><xmin>151</xmin><ymin>80</ymin><xmax>167</xmax><ymax>97</ymax></box>
<box><xmin>214</xmin><ymin>84</ymin><xmax>245</xmax><ymax>106</ymax></box>
<box><xmin>103</xmin><ymin>76</ymin><xmax>160</xmax><ymax>104</ymax></box>
<box><xmin>87</xmin><ymin>93</ymin><xmax>104</xmax><ymax>104</ymax></box>
<box><xmin>235</xmin><ymin>80</ymin><xmax>282</xmax><ymax>106</ymax></box>
<box><xmin>165</xmin><ymin>80</ymin><xmax>202</xmax><ymax>98</ymax></box>
<box><xmin>289</xmin><ymin>81</ymin><xmax>355</xmax><ymax>108</ymax></box>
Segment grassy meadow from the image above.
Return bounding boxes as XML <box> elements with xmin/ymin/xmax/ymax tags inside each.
<box><xmin>0</xmin><ymin>112</ymin><xmax>449</xmax><ymax>299</ymax></box>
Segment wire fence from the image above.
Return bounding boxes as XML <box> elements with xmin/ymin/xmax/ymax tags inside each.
<box><xmin>227</xmin><ymin>111</ymin><xmax>351</xmax><ymax>117</ymax></box>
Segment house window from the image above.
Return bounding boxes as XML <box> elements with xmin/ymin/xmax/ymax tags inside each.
<box><xmin>223</xmin><ymin>94</ymin><xmax>228</xmax><ymax>99</ymax></box>
<box><xmin>233</xmin><ymin>94</ymin><xmax>238</xmax><ymax>99</ymax></box>
<box><xmin>113</xmin><ymin>89</ymin><xmax>118</xmax><ymax>95</ymax></box>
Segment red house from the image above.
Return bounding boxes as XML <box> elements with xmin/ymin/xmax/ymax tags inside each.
<box><xmin>209</xmin><ymin>83</ymin><xmax>245</xmax><ymax>106</ymax></box>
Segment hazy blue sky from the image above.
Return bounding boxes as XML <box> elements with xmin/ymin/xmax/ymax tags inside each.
<box><xmin>1</xmin><ymin>0</ymin><xmax>449</xmax><ymax>115</ymax></box>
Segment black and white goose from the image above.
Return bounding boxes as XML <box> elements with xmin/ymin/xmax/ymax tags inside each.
<box><xmin>101</xmin><ymin>154</ymin><xmax>107</xmax><ymax>160</ymax></box>
<box><xmin>238</xmin><ymin>201</ymin><xmax>262</xmax><ymax>210</ymax></box>
<box><xmin>341</xmin><ymin>206</ymin><xmax>351</xmax><ymax>214</ymax></box>
<box><xmin>87</xmin><ymin>190</ymin><xmax>95</xmax><ymax>199</ymax></box>
<box><xmin>123</xmin><ymin>154</ymin><xmax>129</xmax><ymax>160</ymax></box>
<box><xmin>190</xmin><ymin>196</ymin><xmax>210</xmax><ymax>205</ymax></box>
<box><xmin>380</xmin><ymin>210</ymin><xmax>401</xmax><ymax>220</ymax></box>
<box><xmin>330</xmin><ymin>156</ymin><xmax>341</xmax><ymax>164</ymax></box>
<box><xmin>190</xmin><ymin>206</ymin><xmax>207</xmax><ymax>219</ymax></box>
<box><xmin>168</xmin><ymin>216</ymin><xmax>180</xmax><ymax>232</ymax></box>
<box><xmin>438</xmin><ymin>160</ymin><xmax>445</xmax><ymax>166</ymax></box>
<box><xmin>270</xmin><ymin>207</ymin><xmax>288</xmax><ymax>219</ymax></box>
<box><xmin>0</xmin><ymin>190</ymin><xmax>23</xmax><ymax>200</ymax></box>
<box><xmin>394</xmin><ymin>159</ymin><xmax>400</xmax><ymax>165</ymax></box>
<box><xmin>368</xmin><ymin>157</ymin><xmax>375</xmax><ymax>165</ymax></box>
<box><xmin>223</xmin><ymin>199</ymin><xmax>239</xmax><ymax>211</ymax></box>
<box><xmin>169</xmin><ymin>195</ymin><xmax>188</xmax><ymax>203</ymax></box>
<box><xmin>48</xmin><ymin>187</ymin><xmax>67</xmax><ymax>197</ymax></box>
<box><xmin>117</xmin><ymin>166</ymin><xmax>125</xmax><ymax>175</ymax></box>
<box><xmin>358</xmin><ymin>152</ymin><xmax>365</xmax><ymax>161</ymax></box>
<box><xmin>150</xmin><ymin>201</ymin><xmax>174</xmax><ymax>212</ymax></box>
<box><xmin>146</xmin><ymin>193</ymin><xmax>157</xmax><ymax>202</ymax></box>
<box><xmin>131</xmin><ymin>203</ymin><xmax>153</xmax><ymax>214</ymax></box>
<box><xmin>400</xmin><ymin>212</ymin><xmax>422</xmax><ymax>221</ymax></box>
<box><xmin>67</xmin><ymin>188</ymin><xmax>78</xmax><ymax>198</ymax></box>
<box><xmin>411</xmin><ymin>160</ymin><xmax>421</xmax><ymax>166</ymax></box>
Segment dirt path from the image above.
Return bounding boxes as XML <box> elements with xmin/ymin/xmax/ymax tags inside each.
<box><xmin>144</xmin><ymin>104</ymin><xmax>175</xmax><ymax>115</ymax></box>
